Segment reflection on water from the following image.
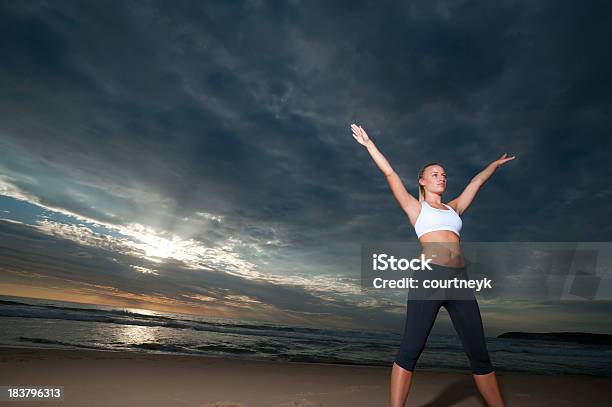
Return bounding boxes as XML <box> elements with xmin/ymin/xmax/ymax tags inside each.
<box><xmin>115</xmin><ymin>325</ymin><xmax>159</xmax><ymax>345</ymax></box>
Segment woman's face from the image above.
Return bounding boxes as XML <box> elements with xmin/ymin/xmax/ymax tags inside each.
<box><xmin>420</xmin><ymin>165</ymin><xmax>447</xmax><ymax>195</ymax></box>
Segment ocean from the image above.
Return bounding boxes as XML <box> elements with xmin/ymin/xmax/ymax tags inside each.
<box><xmin>1</xmin><ymin>295</ymin><xmax>610</xmax><ymax>377</ymax></box>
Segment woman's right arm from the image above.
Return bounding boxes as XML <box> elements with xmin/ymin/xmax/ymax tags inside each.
<box><xmin>351</xmin><ymin>124</ymin><xmax>421</xmax><ymax>224</ymax></box>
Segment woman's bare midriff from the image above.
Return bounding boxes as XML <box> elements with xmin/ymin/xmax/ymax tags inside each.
<box><xmin>418</xmin><ymin>230</ymin><xmax>465</xmax><ymax>268</ymax></box>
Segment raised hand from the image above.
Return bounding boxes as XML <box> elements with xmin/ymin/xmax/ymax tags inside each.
<box><xmin>351</xmin><ymin>123</ymin><xmax>372</xmax><ymax>147</ymax></box>
<box><xmin>493</xmin><ymin>153</ymin><xmax>516</xmax><ymax>168</ymax></box>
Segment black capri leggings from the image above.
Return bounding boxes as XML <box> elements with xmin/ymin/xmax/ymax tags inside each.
<box><xmin>393</xmin><ymin>263</ymin><xmax>494</xmax><ymax>375</ymax></box>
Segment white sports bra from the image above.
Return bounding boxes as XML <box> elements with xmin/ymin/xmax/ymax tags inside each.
<box><xmin>414</xmin><ymin>201</ymin><xmax>462</xmax><ymax>238</ymax></box>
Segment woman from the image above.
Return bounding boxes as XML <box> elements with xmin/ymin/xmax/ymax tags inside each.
<box><xmin>351</xmin><ymin>124</ymin><xmax>513</xmax><ymax>407</ymax></box>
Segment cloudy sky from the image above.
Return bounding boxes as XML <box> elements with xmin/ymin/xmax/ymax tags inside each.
<box><xmin>1</xmin><ymin>0</ymin><xmax>611</xmax><ymax>335</ymax></box>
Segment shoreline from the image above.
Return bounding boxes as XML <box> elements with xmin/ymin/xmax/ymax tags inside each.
<box><xmin>1</xmin><ymin>346</ymin><xmax>610</xmax><ymax>406</ymax></box>
<box><xmin>1</xmin><ymin>344</ymin><xmax>609</xmax><ymax>378</ymax></box>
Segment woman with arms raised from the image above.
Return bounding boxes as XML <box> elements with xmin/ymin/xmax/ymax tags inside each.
<box><xmin>351</xmin><ymin>123</ymin><xmax>514</xmax><ymax>407</ymax></box>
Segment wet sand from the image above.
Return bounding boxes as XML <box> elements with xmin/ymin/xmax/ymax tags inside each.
<box><xmin>1</xmin><ymin>347</ymin><xmax>609</xmax><ymax>406</ymax></box>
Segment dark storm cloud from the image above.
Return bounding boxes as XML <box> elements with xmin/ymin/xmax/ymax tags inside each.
<box><xmin>1</xmin><ymin>0</ymin><xmax>611</xmax><ymax>331</ymax></box>
<box><xmin>2</xmin><ymin>0</ymin><xmax>610</xmax><ymax>243</ymax></box>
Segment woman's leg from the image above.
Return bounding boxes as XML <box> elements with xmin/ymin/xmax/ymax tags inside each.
<box><xmin>390</xmin><ymin>363</ymin><xmax>413</xmax><ymax>407</ymax></box>
<box><xmin>472</xmin><ymin>371</ymin><xmax>505</xmax><ymax>407</ymax></box>
<box><xmin>444</xmin><ymin>299</ymin><xmax>505</xmax><ymax>407</ymax></box>
<box><xmin>391</xmin><ymin>299</ymin><xmax>441</xmax><ymax>407</ymax></box>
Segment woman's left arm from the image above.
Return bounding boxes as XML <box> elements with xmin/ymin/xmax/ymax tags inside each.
<box><xmin>448</xmin><ymin>153</ymin><xmax>516</xmax><ymax>215</ymax></box>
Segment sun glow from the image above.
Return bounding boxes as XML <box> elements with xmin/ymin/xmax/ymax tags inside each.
<box><xmin>124</xmin><ymin>223</ymin><xmax>198</xmax><ymax>263</ymax></box>
<box><xmin>140</xmin><ymin>234</ymin><xmax>181</xmax><ymax>260</ymax></box>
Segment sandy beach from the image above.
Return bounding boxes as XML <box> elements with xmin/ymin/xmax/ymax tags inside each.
<box><xmin>0</xmin><ymin>347</ymin><xmax>610</xmax><ymax>406</ymax></box>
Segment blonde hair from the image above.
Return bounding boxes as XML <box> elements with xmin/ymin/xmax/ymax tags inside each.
<box><xmin>417</xmin><ymin>162</ymin><xmax>442</xmax><ymax>201</ymax></box>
